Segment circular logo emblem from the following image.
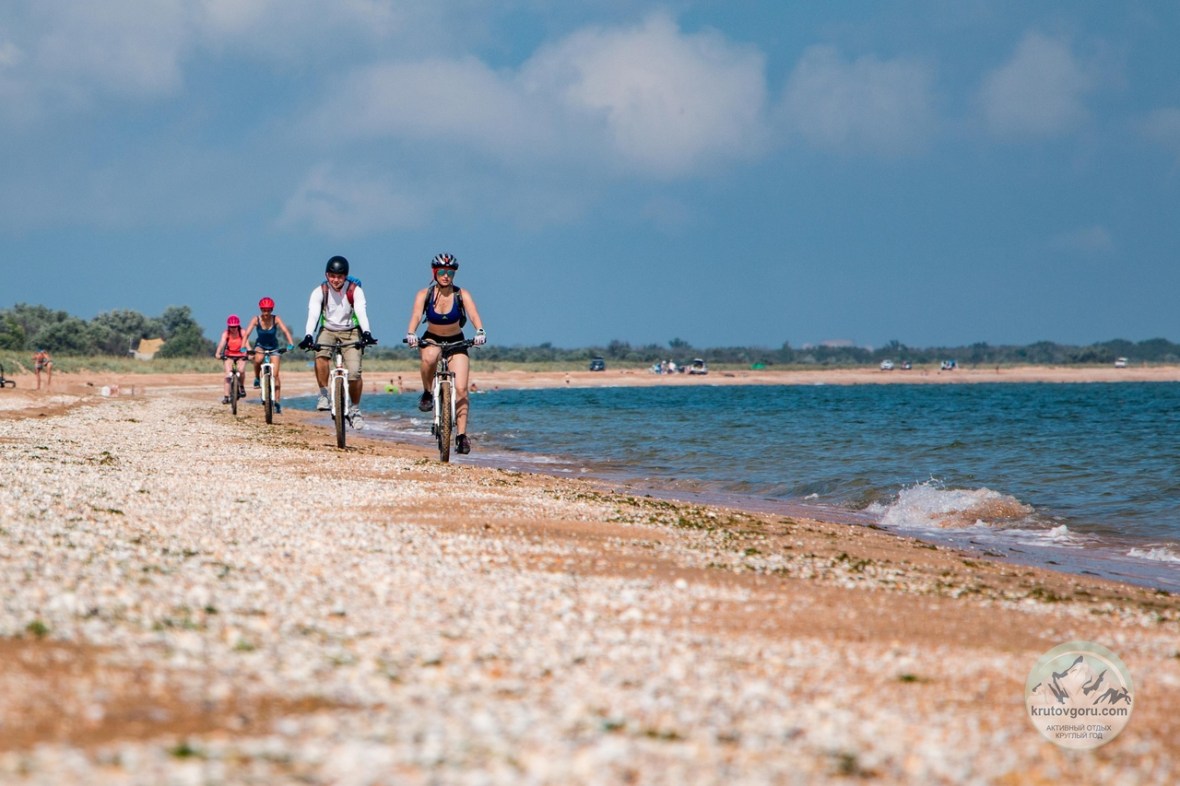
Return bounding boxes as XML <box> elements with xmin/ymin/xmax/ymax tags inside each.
<box><xmin>1025</xmin><ymin>641</ymin><xmax>1133</xmax><ymax>749</ymax></box>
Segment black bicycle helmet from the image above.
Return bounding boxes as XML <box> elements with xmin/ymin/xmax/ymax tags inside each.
<box><xmin>431</xmin><ymin>253</ymin><xmax>458</xmax><ymax>269</ymax></box>
<box><xmin>326</xmin><ymin>255</ymin><xmax>350</xmax><ymax>275</ymax></box>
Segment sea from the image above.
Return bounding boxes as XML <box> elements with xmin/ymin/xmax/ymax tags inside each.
<box><xmin>287</xmin><ymin>381</ymin><xmax>1180</xmax><ymax>591</ymax></box>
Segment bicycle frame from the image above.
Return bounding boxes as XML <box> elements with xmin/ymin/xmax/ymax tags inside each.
<box><xmin>258</xmin><ymin>347</ymin><xmax>286</xmax><ymax>424</ymax></box>
<box><xmin>222</xmin><ymin>354</ymin><xmax>248</xmax><ymax>415</ymax></box>
<box><xmin>309</xmin><ymin>339</ymin><xmax>366</xmax><ymax>448</ymax></box>
<box><xmin>415</xmin><ymin>337</ymin><xmax>476</xmax><ymax>462</ymax></box>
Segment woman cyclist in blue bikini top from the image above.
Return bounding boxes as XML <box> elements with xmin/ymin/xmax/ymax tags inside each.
<box><xmin>242</xmin><ymin>297</ymin><xmax>296</xmax><ymax>413</ymax></box>
<box><xmin>404</xmin><ymin>253</ymin><xmax>486</xmax><ymax>455</ymax></box>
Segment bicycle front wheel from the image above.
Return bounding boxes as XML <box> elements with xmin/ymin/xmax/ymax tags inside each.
<box><xmin>230</xmin><ymin>372</ymin><xmax>239</xmax><ymax>416</ymax></box>
<box><xmin>333</xmin><ymin>375</ymin><xmax>347</xmax><ymax>449</ymax></box>
<box><xmin>436</xmin><ymin>380</ymin><xmax>452</xmax><ymax>462</ymax></box>
<box><xmin>263</xmin><ymin>369</ymin><xmax>274</xmax><ymax>424</ymax></box>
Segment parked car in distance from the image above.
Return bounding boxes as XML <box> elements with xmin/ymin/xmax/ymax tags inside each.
<box><xmin>880</xmin><ymin>359</ymin><xmax>895</xmax><ymax>371</ymax></box>
<box><xmin>689</xmin><ymin>358</ymin><xmax>708</xmax><ymax>375</ymax></box>
<box><xmin>900</xmin><ymin>360</ymin><xmax>913</xmax><ymax>370</ymax></box>
<box><xmin>1114</xmin><ymin>357</ymin><xmax>1128</xmax><ymax>368</ymax></box>
<box><xmin>589</xmin><ymin>357</ymin><xmax>606</xmax><ymax>371</ymax></box>
<box><xmin>940</xmin><ymin>359</ymin><xmax>958</xmax><ymax>371</ymax></box>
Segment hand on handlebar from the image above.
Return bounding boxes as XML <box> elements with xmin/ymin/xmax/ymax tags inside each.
<box><xmin>404</xmin><ymin>332</ymin><xmax>419</xmax><ymax>348</ymax></box>
<box><xmin>473</xmin><ymin>329</ymin><xmax>487</xmax><ymax>346</ymax></box>
<box><xmin>299</xmin><ymin>335</ymin><xmax>314</xmax><ymax>350</ymax></box>
<box><xmin>361</xmin><ymin>331</ymin><xmax>377</xmax><ymax>346</ymax></box>
<box><xmin>286</xmin><ymin>343</ymin><xmax>295</xmax><ymax>352</ymax></box>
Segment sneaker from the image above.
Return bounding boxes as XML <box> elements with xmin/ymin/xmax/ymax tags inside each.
<box><xmin>349</xmin><ymin>407</ymin><xmax>364</xmax><ymax>430</ymax></box>
<box><xmin>456</xmin><ymin>434</ymin><xmax>471</xmax><ymax>454</ymax></box>
<box><xmin>316</xmin><ymin>394</ymin><xmax>330</xmax><ymax>411</ymax></box>
<box><xmin>417</xmin><ymin>392</ymin><xmax>433</xmax><ymax>412</ymax></box>
<box><xmin>221</xmin><ymin>396</ymin><xmax>230</xmax><ymax>405</ymax></box>
<box><xmin>274</xmin><ymin>402</ymin><xmax>282</xmax><ymax>414</ymax></box>
<box><xmin>253</xmin><ymin>378</ymin><xmax>261</xmax><ymax>388</ymax></box>
<box><xmin>238</xmin><ymin>388</ymin><xmax>247</xmax><ymax>398</ymax></box>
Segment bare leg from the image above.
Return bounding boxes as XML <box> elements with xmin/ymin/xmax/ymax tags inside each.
<box><xmin>452</xmin><ymin>353</ymin><xmax>471</xmax><ymax>435</ymax></box>
<box><xmin>419</xmin><ymin>346</ymin><xmax>441</xmax><ymax>394</ymax></box>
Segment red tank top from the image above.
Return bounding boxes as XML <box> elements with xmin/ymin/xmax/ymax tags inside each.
<box><xmin>226</xmin><ymin>329</ymin><xmax>246</xmax><ymax>357</ymax></box>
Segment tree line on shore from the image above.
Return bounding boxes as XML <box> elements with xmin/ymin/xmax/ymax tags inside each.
<box><xmin>2</xmin><ymin>302</ymin><xmax>1177</xmax><ymax>366</ymax></box>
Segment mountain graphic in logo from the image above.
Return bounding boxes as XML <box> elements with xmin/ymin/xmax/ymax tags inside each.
<box><xmin>1026</xmin><ymin>642</ymin><xmax>1133</xmax><ymax>749</ymax></box>
<box><xmin>1029</xmin><ymin>654</ymin><xmax>1133</xmax><ymax>708</ymax></box>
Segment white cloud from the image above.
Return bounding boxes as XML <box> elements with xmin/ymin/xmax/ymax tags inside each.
<box><xmin>1139</xmin><ymin>107</ymin><xmax>1180</xmax><ymax>160</ymax></box>
<box><xmin>278</xmin><ymin>164</ymin><xmax>430</xmax><ymax>236</ymax></box>
<box><xmin>524</xmin><ymin>13</ymin><xmax>769</xmax><ymax>176</ymax></box>
<box><xmin>320</xmin><ymin>57</ymin><xmax>552</xmax><ymax>158</ymax></box>
<box><xmin>1049</xmin><ymin>225</ymin><xmax>1114</xmax><ymax>254</ymax></box>
<box><xmin>978</xmin><ymin>32</ymin><xmax>1091</xmax><ymax>139</ymax></box>
<box><xmin>311</xmin><ymin>12</ymin><xmax>769</xmax><ymax>178</ymax></box>
<box><xmin>778</xmin><ymin>45</ymin><xmax>935</xmax><ymax>155</ymax></box>
<box><xmin>32</xmin><ymin>1</ymin><xmax>189</xmax><ymax>98</ymax></box>
<box><xmin>0</xmin><ymin>37</ymin><xmax>22</xmax><ymax>68</ymax></box>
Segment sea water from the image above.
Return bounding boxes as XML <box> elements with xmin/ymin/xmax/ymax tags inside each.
<box><xmin>291</xmin><ymin>381</ymin><xmax>1180</xmax><ymax>590</ymax></box>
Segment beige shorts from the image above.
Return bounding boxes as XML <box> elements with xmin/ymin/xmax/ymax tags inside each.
<box><xmin>315</xmin><ymin>328</ymin><xmax>363</xmax><ymax>377</ymax></box>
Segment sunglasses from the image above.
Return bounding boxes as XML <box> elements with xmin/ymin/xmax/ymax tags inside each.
<box><xmin>435</xmin><ymin>268</ymin><xmax>457</xmax><ymax>276</ymax></box>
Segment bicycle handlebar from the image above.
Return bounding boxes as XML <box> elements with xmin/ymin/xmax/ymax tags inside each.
<box><xmin>255</xmin><ymin>347</ymin><xmax>288</xmax><ymax>356</ymax></box>
<box><xmin>405</xmin><ymin>337</ymin><xmax>477</xmax><ymax>351</ymax></box>
<box><xmin>307</xmin><ymin>339</ymin><xmax>373</xmax><ymax>351</ymax></box>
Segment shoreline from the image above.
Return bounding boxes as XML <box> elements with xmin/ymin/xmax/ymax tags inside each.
<box><xmin>1</xmin><ymin>373</ymin><xmax>1179</xmax><ymax>781</ymax></box>
<box><xmin>8</xmin><ymin>367</ymin><xmax>1180</xmax><ymax>594</ymax></box>
<box><xmin>2</xmin><ymin>361</ymin><xmax>1178</xmax><ymax>398</ymax></box>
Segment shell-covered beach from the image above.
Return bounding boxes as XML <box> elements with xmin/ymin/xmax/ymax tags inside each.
<box><xmin>2</xmin><ymin>371</ymin><xmax>1178</xmax><ymax>784</ymax></box>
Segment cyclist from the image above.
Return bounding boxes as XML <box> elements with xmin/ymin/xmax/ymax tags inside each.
<box><xmin>243</xmin><ymin>296</ymin><xmax>296</xmax><ymax>414</ymax></box>
<box><xmin>299</xmin><ymin>255</ymin><xmax>376</xmax><ymax>428</ymax></box>
<box><xmin>214</xmin><ymin>315</ymin><xmax>249</xmax><ymax>404</ymax></box>
<box><xmin>32</xmin><ymin>349</ymin><xmax>53</xmax><ymax>390</ymax></box>
<box><xmin>404</xmin><ymin>253</ymin><xmax>486</xmax><ymax>454</ymax></box>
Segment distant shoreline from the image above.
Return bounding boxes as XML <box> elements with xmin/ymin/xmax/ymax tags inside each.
<box><xmin>2</xmin><ymin>362</ymin><xmax>1177</xmax><ymax>399</ymax></box>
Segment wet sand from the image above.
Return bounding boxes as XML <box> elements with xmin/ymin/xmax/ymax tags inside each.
<box><xmin>1</xmin><ymin>369</ymin><xmax>1178</xmax><ymax>783</ymax></box>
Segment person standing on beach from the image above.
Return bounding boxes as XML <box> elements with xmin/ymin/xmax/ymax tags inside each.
<box><xmin>243</xmin><ymin>297</ymin><xmax>296</xmax><ymax>414</ymax></box>
<box><xmin>403</xmin><ymin>253</ymin><xmax>486</xmax><ymax>454</ymax></box>
<box><xmin>299</xmin><ymin>255</ymin><xmax>376</xmax><ymax>429</ymax></box>
<box><xmin>214</xmin><ymin>316</ymin><xmax>249</xmax><ymax>404</ymax></box>
<box><xmin>32</xmin><ymin>349</ymin><xmax>53</xmax><ymax>390</ymax></box>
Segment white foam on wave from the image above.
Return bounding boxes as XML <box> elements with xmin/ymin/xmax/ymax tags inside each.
<box><xmin>874</xmin><ymin>481</ymin><xmax>1036</xmax><ymax>531</ymax></box>
<box><xmin>1127</xmin><ymin>545</ymin><xmax>1180</xmax><ymax>564</ymax></box>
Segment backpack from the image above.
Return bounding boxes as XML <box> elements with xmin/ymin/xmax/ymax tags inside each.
<box><xmin>319</xmin><ymin>276</ymin><xmax>362</xmax><ymax>327</ymax></box>
<box><xmin>421</xmin><ymin>282</ymin><xmax>467</xmax><ymax>328</ymax></box>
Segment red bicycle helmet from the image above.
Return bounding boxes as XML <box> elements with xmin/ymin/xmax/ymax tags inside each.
<box><xmin>226</xmin><ymin>315</ymin><xmax>241</xmax><ymax>327</ymax></box>
<box><xmin>259</xmin><ymin>297</ymin><xmax>275</xmax><ymax>310</ymax></box>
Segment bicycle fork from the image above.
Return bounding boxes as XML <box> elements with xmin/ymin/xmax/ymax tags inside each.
<box><xmin>431</xmin><ymin>372</ymin><xmax>455</xmax><ymax>434</ymax></box>
<box><xmin>330</xmin><ymin>367</ymin><xmax>353</xmax><ymax>425</ymax></box>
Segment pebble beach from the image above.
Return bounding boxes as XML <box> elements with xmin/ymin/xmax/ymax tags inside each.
<box><xmin>2</xmin><ymin>373</ymin><xmax>1179</xmax><ymax>785</ymax></box>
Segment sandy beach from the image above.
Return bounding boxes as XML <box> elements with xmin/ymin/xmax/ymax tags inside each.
<box><xmin>1</xmin><ymin>368</ymin><xmax>1178</xmax><ymax>784</ymax></box>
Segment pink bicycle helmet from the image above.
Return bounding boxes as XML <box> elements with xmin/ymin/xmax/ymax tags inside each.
<box><xmin>258</xmin><ymin>297</ymin><xmax>275</xmax><ymax>310</ymax></box>
<box><xmin>226</xmin><ymin>315</ymin><xmax>241</xmax><ymax>327</ymax></box>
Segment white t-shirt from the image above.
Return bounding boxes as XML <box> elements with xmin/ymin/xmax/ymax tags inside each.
<box><xmin>306</xmin><ymin>282</ymin><xmax>371</xmax><ymax>335</ymax></box>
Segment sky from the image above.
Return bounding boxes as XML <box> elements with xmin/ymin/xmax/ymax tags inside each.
<box><xmin>1</xmin><ymin>1</ymin><xmax>1179</xmax><ymax>350</ymax></box>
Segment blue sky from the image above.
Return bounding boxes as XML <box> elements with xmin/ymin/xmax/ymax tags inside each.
<box><xmin>2</xmin><ymin>1</ymin><xmax>1178</xmax><ymax>349</ymax></box>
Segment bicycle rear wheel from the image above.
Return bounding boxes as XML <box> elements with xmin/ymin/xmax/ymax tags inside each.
<box><xmin>436</xmin><ymin>380</ymin><xmax>452</xmax><ymax>462</ymax></box>
<box><xmin>263</xmin><ymin>368</ymin><xmax>274</xmax><ymax>424</ymax></box>
<box><xmin>333</xmin><ymin>375</ymin><xmax>347</xmax><ymax>449</ymax></box>
<box><xmin>230</xmin><ymin>371</ymin><xmax>239</xmax><ymax>416</ymax></box>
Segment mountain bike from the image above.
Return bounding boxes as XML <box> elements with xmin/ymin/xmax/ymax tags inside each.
<box><xmin>221</xmin><ymin>355</ymin><xmax>248</xmax><ymax>416</ymax></box>
<box><xmin>411</xmin><ymin>337</ymin><xmax>476</xmax><ymax>463</ymax></box>
<box><xmin>308</xmin><ymin>338</ymin><xmax>369</xmax><ymax>449</ymax></box>
<box><xmin>0</xmin><ymin>363</ymin><xmax>15</xmax><ymax>388</ymax></box>
<box><xmin>257</xmin><ymin>347</ymin><xmax>287</xmax><ymax>424</ymax></box>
